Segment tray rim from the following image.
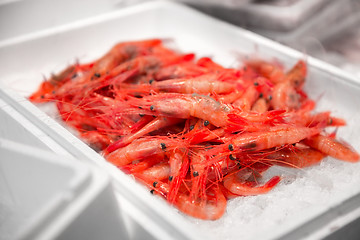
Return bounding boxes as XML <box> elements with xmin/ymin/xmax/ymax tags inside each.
<box><xmin>1</xmin><ymin>1</ymin><xmax>360</xmax><ymax>239</ymax></box>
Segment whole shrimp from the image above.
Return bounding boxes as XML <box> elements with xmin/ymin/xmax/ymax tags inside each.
<box><xmin>223</xmin><ymin>171</ymin><xmax>281</xmax><ymax>196</ymax></box>
<box><xmin>204</xmin><ymin>124</ymin><xmax>321</xmax><ymax>164</ymax></box>
<box><xmin>106</xmin><ymin>136</ymin><xmax>181</xmax><ymax>167</ymax></box>
<box><xmin>106</xmin><ymin>117</ymin><xmax>182</xmax><ymax>153</ymax></box>
<box><xmin>89</xmin><ymin>38</ymin><xmax>163</xmax><ymax>77</ymax></box>
<box><xmin>121</xmin><ymin>72</ymin><xmax>241</xmax><ymax>95</ymax></box>
<box><xmin>267</xmin><ymin>147</ymin><xmax>326</xmax><ymax>168</ymax></box>
<box><xmin>270</xmin><ymin>60</ymin><xmax>307</xmax><ymax>110</ymax></box>
<box><xmin>123</xmin><ymin>93</ymin><xmax>232</xmax><ymax>127</ymax></box>
<box><xmin>304</xmin><ymin>134</ymin><xmax>359</xmax><ymax>162</ymax></box>
<box><xmin>245</xmin><ymin>59</ymin><xmax>285</xmax><ymax>84</ymax></box>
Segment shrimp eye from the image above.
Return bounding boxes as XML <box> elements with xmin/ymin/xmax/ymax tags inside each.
<box><xmin>153</xmin><ymin>181</ymin><xmax>158</xmax><ymax>188</ymax></box>
<box><xmin>40</xmin><ymin>95</ymin><xmax>44</xmax><ymax>99</ymax></box>
<box><xmin>139</xmin><ymin>113</ymin><xmax>144</xmax><ymax>117</ymax></box>
<box><xmin>228</xmin><ymin>144</ymin><xmax>234</xmax><ymax>151</ymax></box>
<box><xmin>150</xmin><ymin>105</ymin><xmax>155</xmax><ymax>111</ymax></box>
<box><xmin>160</xmin><ymin>143</ymin><xmax>166</xmax><ymax>150</ymax></box>
<box><xmin>149</xmin><ymin>79</ymin><xmax>154</xmax><ymax>84</ymax></box>
<box><xmin>189</xmin><ymin>125</ymin><xmax>194</xmax><ymax>130</ymax></box>
<box><xmin>169</xmin><ymin>176</ymin><xmax>173</xmax><ymax>181</ymax></box>
<box><xmin>94</xmin><ymin>73</ymin><xmax>101</xmax><ymax>78</ymax></box>
<box><xmin>229</xmin><ymin>154</ymin><xmax>236</xmax><ymax>160</ymax></box>
<box><xmin>259</xmin><ymin>93</ymin><xmax>263</xmax><ymax>98</ymax></box>
<box><xmin>204</xmin><ymin>120</ymin><xmax>210</xmax><ymax>126</ymax></box>
<box><xmin>268</xmin><ymin>95</ymin><xmax>273</xmax><ymax>101</ymax></box>
<box><xmin>193</xmin><ymin>171</ymin><xmax>199</xmax><ymax>177</ymax></box>
<box><xmin>72</xmin><ymin>73</ymin><xmax>78</xmax><ymax>79</ymax></box>
<box><xmin>150</xmin><ymin>189</ymin><xmax>155</xmax><ymax>194</ymax></box>
<box><xmin>254</xmin><ymin>82</ymin><xmax>259</xmax><ymax>86</ymax></box>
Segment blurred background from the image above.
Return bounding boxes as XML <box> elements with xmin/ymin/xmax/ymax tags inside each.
<box><xmin>1</xmin><ymin>0</ymin><xmax>360</xmax><ymax>77</ymax></box>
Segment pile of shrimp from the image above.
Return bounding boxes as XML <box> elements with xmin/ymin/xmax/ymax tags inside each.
<box><xmin>29</xmin><ymin>39</ymin><xmax>359</xmax><ymax>220</ymax></box>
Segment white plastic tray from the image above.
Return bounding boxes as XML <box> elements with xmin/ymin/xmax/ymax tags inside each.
<box><xmin>0</xmin><ymin>2</ymin><xmax>360</xmax><ymax>240</ymax></box>
<box><xmin>0</xmin><ymin>138</ymin><xmax>126</xmax><ymax>240</ymax></box>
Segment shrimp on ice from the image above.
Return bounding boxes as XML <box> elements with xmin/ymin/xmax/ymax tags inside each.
<box><xmin>267</xmin><ymin>147</ymin><xmax>326</xmax><ymax>168</ymax></box>
<box><xmin>304</xmin><ymin>134</ymin><xmax>359</xmax><ymax>162</ymax></box>
<box><xmin>223</xmin><ymin>171</ymin><xmax>280</xmax><ymax>196</ymax></box>
<box><xmin>205</xmin><ymin>124</ymin><xmax>321</xmax><ymax>161</ymax></box>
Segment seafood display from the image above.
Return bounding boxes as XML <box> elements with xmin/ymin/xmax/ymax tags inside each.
<box><xmin>29</xmin><ymin>39</ymin><xmax>359</xmax><ymax>220</ymax></box>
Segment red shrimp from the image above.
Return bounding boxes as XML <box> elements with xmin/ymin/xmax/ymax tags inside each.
<box><xmin>90</xmin><ymin>38</ymin><xmax>162</xmax><ymax>77</ymax></box>
<box><xmin>108</xmin><ymin>53</ymin><xmax>194</xmax><ymax>81</ymax></box>
<box><xmin>120</xmin><ymin>154</ymin><xmax>164</xmax><ymax>174</ymax></box>
<box><xmin>215</xmin><ymin>90</ymin><xmax>245</xmax><ymax>104</ymax></box>
<box><xmin>233</xmin><ymin>85</ymin><xmax>259</xmax><ymax>110</ymax></box>
<box><xmin>270</xmin><ymin>81</ymin><xmax>301</xmax><ymax>110</ymax></box>
<box><xmin>134</xmin><ymin>174</ymin><xmax>227</xmax><ymax>220</ymax></box>
<box><xmin>140</xmin><ymin>73</ymin><xmax>239</xmax><ymax>94</ymax></box>
<box><xmin>176</xmin><ymin>185</ymin><xmax>227</xmax><ymax>220</ymax></box>
<box><xmin>197</xmin><ymin>57</ymin><xmax>227</xmax><ymax>72</ymax></box>
<box><xmin>223</xmin><ymin>172</ymin><xmax>280</xmax><ymax>196</ymax></box>
<box><xmin>105</xmin><ymin>136</ymin><xmax>179</xmax><ymax>167</ymax></box>
<box><xmin>141</xmin><ymin>162</ymin><xmax>171</xmax><ymax>180</ymax></box>
<box><xmin>124</xmin><ymin>93</ymin><xmax>232</xmax><ymax>127</ymax></box>
<box><xmin>80</xmin><ymin>131</ymin><xmax>113</xmax><ymax>152</ymax></box>
<box><xmin>106</xmin><ymin>117</ymin><xmax>182</xmax><ymax>153</ymax></box>
<box><xmin>205</xmin><ymin>125</ymin><xmax>321</xmax><ymax>161</ymax></box>
<box><xmin>155</xmin><ymin>62</ymin><xmax>208</xmax><ymax>80</ymax></box>
<box><xmin>29</xmin><ymin>63</ymin><xmax>94</xmax><ymax>102</ymax></box>
<box><xmin>267</xmin><ymin>147</ymin><xmax>326</xmax><ymax>168</ymax></box>
<box><xmin>230</xmin><ymin>125</ymin><xmax>320</xmax><ymax>151</ymax></box>
<box><xmin>283</xmin><ymin>60</ymin><xmax>307</xmax><ymax>90</ymax></box>
<box><xmin>217</xmin><ymin>162</ymin><xmax>273</xmax><ymax>199</ymax></box>
<box><xmin>304</xmin><ymin>134</ymin><xmax>359</xmax><ymax>162</ymax></box>
<box><xmin>251</xmin><ymin>98</ymin><xmax>269</xmax><ymax>113</ymax></box>
<box><xmin>245</xmin><ymin>59</ymin><xmax>285</xmax><ymax>84</ymax></box>
<box><xmin>270</xmin><ymin>60</ymin><xmax>307</xmax><ymax>110</ymax></box>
